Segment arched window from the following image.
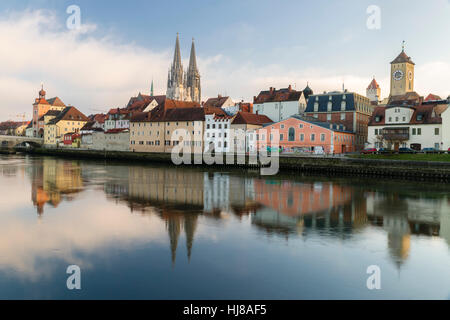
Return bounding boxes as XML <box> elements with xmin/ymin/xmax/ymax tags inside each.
<box><xmin>288</xmin><ymin>127</ymin><xmax>295</xmax><ymax>141</ymax></box>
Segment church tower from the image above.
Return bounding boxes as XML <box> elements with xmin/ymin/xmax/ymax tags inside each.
<box><xmin>390</xmin><ymin>42</ymin><xmax>415</xmax><ymax>97</ymax></box>
<box><xmin>167</xmin><ymin>33</ymin><xmax>190</xmax><ymax>101</ymax></box>
<box><xmin>366</xmin><ymin>77</ymin><xmax>381</xmax><ymax>103</ymax></box>
<box><xmin>186</xmin><ymin>38</ymin><xmax>201</xmax><ymax>104</ymax></box>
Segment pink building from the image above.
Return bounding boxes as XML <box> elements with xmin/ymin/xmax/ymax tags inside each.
<box><xmin>254</xmin><ymin>115</ymin><xmax>356</xmax><ymax>154</ymax></box>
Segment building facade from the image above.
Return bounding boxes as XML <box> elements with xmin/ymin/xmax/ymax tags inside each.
<box><xmin>253</xmin><ymin>115</ymin><xmax>355</xmax><ymax>154</ymax></box>
<box><xmin>253</xmin><ymin>85</ymin><xmax>309</xmax><ymax>122</ymax></box>
<box><xmin>204</xmin><ymin>113</ymin><xmax>233</xmax><ymax>153</ymax></box>
<box><xmin>368</xmin><ymin>102</ymin><xmax>450</xmax><ymax>151</ymax></box>
<box><xmin>44</xmin><ymin>106</ymin><xmax>89</xmax><ymax>146</ymax></box>
<box><xmin>32</xmin><ymin>86</ymin><xmax>66</xmax><ymax>137</ymax></box>
<box><xmin>305</xmin><ymin>91</ymin><xmax>374</xmax><ymax>150</ymax></box>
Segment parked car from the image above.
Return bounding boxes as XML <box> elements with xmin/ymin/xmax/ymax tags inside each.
<box><xmin>398</xmin><ymin>147</ymin><xmax>416</xmax><ymax>153</ymax></box>
<box><xmin>422</xmin><ymin>147</ymin><xmax>437</xmax><ymax>153</ymax></box>
<box><xmin>361</xmin><ymin>148</ymin><xmax>377</xmax><ymax>154</ymax></box>
<box><xmin>378</xmin><ymin>148</ymin><xmax>390</xmax><ymax>153</ymax></box>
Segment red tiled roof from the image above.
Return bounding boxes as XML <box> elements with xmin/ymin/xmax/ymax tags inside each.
<box><xmin>254</xmin><ymin>86</ymin><xmax>303</xmax><ymax>104</ymax></box>
<box><xmin>105</xmin><ymin>128</ymin><xmax>129</xmax><ymax>134</ymax></box>
<box><xmin>369</xmin><ymin>105</ymin><xmax>443</xmax><ymax>126</ymax></box>
<box><xmin>232</xmin><ymin>112</ymin><xmax>273</xmax><ymax>125</ymax></box>
<box><xmin>424</xmin><ymin>94</ymin><xmax>442</xmax><ymax>102</ymax></box>
<box><xmin>203</xmin><ymin>96</ymin><xmax>231</xmax><ymax>108</ymax></box>
<box><xmin>47</xmin><ymin>97</ymin><xmax>65</xmax><ymax>107</ymax></box>
<box><xmin>367</xmin><ymin>78</ymin><xmax>380</xmax><ymax>90</ymax></box>
<box><xmin>34</xmin><ymin>98</ymin><xmax>49</xmax><ymax>105</ymax></box>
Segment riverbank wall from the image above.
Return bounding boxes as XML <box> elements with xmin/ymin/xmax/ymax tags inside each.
<box><xmin>15</xmin><ymin>147</ymin><xmax>450</xmax><ymax>181</ymax></box>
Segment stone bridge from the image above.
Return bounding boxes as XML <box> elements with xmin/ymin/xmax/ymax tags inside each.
<box><xmin>0</xmin><ymin>135</ymin><xmax>44</xmax><ymax>149</ymax></box>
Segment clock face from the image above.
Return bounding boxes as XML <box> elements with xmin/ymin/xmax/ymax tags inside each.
<box><xmin>393</xmin><ymin>70</ymin><xmax>404</xmax><ymax>81</ymax></box>
<box><xmin>408</xmin><ymin>71</ymin><xmax>413</xmax><ymax>80</ymax></box>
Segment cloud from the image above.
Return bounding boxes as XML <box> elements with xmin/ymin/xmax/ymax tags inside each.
<box><xmin>0</xmin><ymin>9</ymin><xmax>171</xmax><ymax>119</ymax></box>
<box><xmin>0</xmin><ymin>9</ymin><xmax>448</xmax><ymax>122</ymax></box>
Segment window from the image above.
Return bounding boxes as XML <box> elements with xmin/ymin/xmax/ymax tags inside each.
<box><xmin>320</xmin><ymin>134</ymin><xmax>325</xmax><ymax>141</ymax></box>
<box><xmin>435</xmin><ymin>128</ymin><xmax>440</xmax><ymax>135</ymax></box>
<box><xmin>280</xmin><ymin>134</ymin><xmax>284</xmax><ymax>141</ymax></box>
<box><xmin>341</xmin><ymin>113</ymin><xmax>346</xmax><ymax>121</ymax></box>
<box><xmin>281</xmin><ymin>125</ymin><xmax>285</xmax><ymax>129</ymax></box>
<box><xmin>375</xmin><ymin>129</ymin><xmax>378</xmax><ymax>135</ymax></box>
<box><xmin>311</xmin><ymin>134</ymin><xmax>315</xmax><ymax>141</ymax></box>
<box><xmin>327</xmin><ymin>114</ymin><xmax>331</xmax><ymax>121</ymax></box>
<box><xmin>299</xmin><ymin>124</ymin><xmax>303</xmax><ymax>129</ymax></box>
<box><xmin>288</xmin><ymin>128</ymin><xmax>295</xmax><ymax>141</ymax></box>
<box><xmin>412</xmin><ymin>128</ymin><xmax>416</xmax><ymax>135</ymax></box>
<box><xmin>300</xmin><ymin>134</ymin><xmax>304</xmax><ymax>141</ymax></box>
<box><xmin>314</xmin><ymin>102</ymin><xmax>319</xmax><ymax>112</ymax></box>
<box><xmin>417</xmin><ymin>128</ymin><xmax>422</xmax><ymax>135</ymax></box>
<box><xmin>388</xmin><ymin>117</ymin><xmax>392</xmax><ymax>122</ymax></box>
<box><xmin>341</xmin><ymin>101</ymin><xmax>346</xmax><ymax>111</ymax></box>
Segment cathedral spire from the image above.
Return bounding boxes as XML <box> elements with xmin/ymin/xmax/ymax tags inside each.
<box><xmin>188</xmin><ymin>38</ymin><xmax>198</xmax><ymax>74</ymax></box>
<box><xmin>173</xmin><ymin>33</ymin><xmax>182</xmax><ymax>68</ymax></box>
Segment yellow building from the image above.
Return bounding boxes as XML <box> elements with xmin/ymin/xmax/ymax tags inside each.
<box><xmin>44</xmin><ymin>106</ymin><xmax>90</xmax><ymax>146</ymax></box>
<box><xmin>129</xmin><ymin>99</ymin><xmax>225</xmax><ymax>154</ymax></box>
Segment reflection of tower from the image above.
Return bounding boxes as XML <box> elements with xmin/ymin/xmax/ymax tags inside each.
<box><xmin>184</xmin><ymin>214</ymin><xmax>198</xmax><ymax>262</ymax></box>
<box><xmin>384</xmin><ymin>214</ymin><xmax>411</xmax><ymax>268</ymax></box>
<box><xmin>166</xmin><ymin>214</ymin><xmax>182</xmax><ymax>266</ymax></box>
<box><xmin>163</xmin><ymin>211</ymin><xmax>199</xmax><ymax>266</ymax></box>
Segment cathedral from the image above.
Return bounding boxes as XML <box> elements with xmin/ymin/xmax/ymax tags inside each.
<box><xmin>166</xmin><ymin>33</ymin><xmax>201</xmax><ymax>103</ymax></box>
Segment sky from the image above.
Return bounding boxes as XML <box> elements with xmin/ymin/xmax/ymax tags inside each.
<box><xmin>0</xmin><ymin>0</ymin><xmax>449</xmax><ymax>120</ymax></box>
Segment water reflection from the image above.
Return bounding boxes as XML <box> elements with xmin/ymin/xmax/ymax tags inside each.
<box><xmin>1</xmin><ymin>155</ymin><xmax>450</xmax><ymax>298</ymax></box>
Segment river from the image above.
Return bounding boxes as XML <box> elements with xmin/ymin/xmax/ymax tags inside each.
<box><xmin>0</xmin><ymin>154</ymin><xmax>449</xmax><ymax>299</ymax></box>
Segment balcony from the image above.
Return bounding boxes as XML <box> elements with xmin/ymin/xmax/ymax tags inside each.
<box><xmin>381</xmin><ymin>127</ymin><xmax>410</xmax><ymax>141</ymax></box>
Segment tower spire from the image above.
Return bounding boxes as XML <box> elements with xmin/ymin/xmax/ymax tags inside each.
<box><xmin>188</xmin><ymin>38</ymin><xmax>198</xmax><ymax>73</ymax></box>
<box><xmin>173</xmin><ymin>33</ymin><xmax>182</xmax><ymax>67</ymax></box>
<box><xmin>402</xmin><ymin>40</ymin><xmax>405</xmax><ymax>52</ymax></box>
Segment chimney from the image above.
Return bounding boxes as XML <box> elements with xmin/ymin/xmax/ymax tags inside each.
<box><xmin>288</xmin><ymin>85</ymin><xmax>292</xmax><ymax>92</ymax></box>
<box><xmin>218</xmin><ymin>94</ymin><xmax>222</xmax><ymax>99</ymax></box>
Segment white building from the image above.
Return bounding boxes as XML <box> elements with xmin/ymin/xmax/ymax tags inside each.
<box><xmin>204</xmin><ymin>113</ymin><xmax>233</xmax><ymax>153</ymax></box>
<box><xmin>105</xmin><ymin>108</ymin><xmax>130</xmax><ymax>131</ymax></box>
<box><xmin>253</xmin><ymin>85</ymin><xmax>308</xmax><ymax>122</ymax></box>
<box><xmin>368</xmin><ymin>101</ymin><xmax>450</xmax><ymax>151</ymax></box>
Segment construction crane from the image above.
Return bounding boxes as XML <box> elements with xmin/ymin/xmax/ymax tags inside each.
<box><xmin>7</xmin><ymin>113</ymin><xmax>27</xmax><ymax>122</ymax></box>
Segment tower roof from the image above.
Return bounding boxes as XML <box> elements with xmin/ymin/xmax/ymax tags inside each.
<box><xmin>391</xmin><ymin>50</ymin><xmax>415</xmax><ymax>65</ymax></box>
<box><xmin>188</xmin><ymin>38</ymin><xmax>198</xmax><ymax>73</ymax></box>
<box><xmin>173</xmin><ymin>33</ymin><xmax>182</xmax><ymax>68</ymax></box>
<box><xmin>367</xmin><ymin>78</ymin><xmax>380</xmax><ymax>90</ymax></box>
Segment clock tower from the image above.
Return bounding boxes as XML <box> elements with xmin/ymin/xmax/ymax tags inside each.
<box><xmin>390</xmin><ymin>42</ymin><xmax>415</xmax><ymax>97</ymax></box>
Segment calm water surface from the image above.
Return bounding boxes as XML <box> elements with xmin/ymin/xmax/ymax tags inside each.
<box><xmin>0</xmin><ymin>154</ymin><xmax>449</xmax><ymax>299</ymax></box>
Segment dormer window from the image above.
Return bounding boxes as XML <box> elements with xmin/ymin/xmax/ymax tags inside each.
<box><xmin>417</xmin><ymin>114</ymin><xmax>423</xmax><ymax>121</ymax></box>
<box><xmin>375</xmin><ymin>116</ymin><xmax>381</xmax><ymax>122</ymax></box>
<box><xmin>314</xmin><ymin>102</ymin><xmax>319</xmax><ymax>112</ymax></box>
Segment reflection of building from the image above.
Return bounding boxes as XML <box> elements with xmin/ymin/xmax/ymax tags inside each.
<box><xmin>29</xmin><ymin>158</ymin><xmax>83</xmax><ymax>215</ymax></box>
<box><xmin>253</xmin><ymin>180</ymin><xmax>353</xmax><ymax>217</ymax></box>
